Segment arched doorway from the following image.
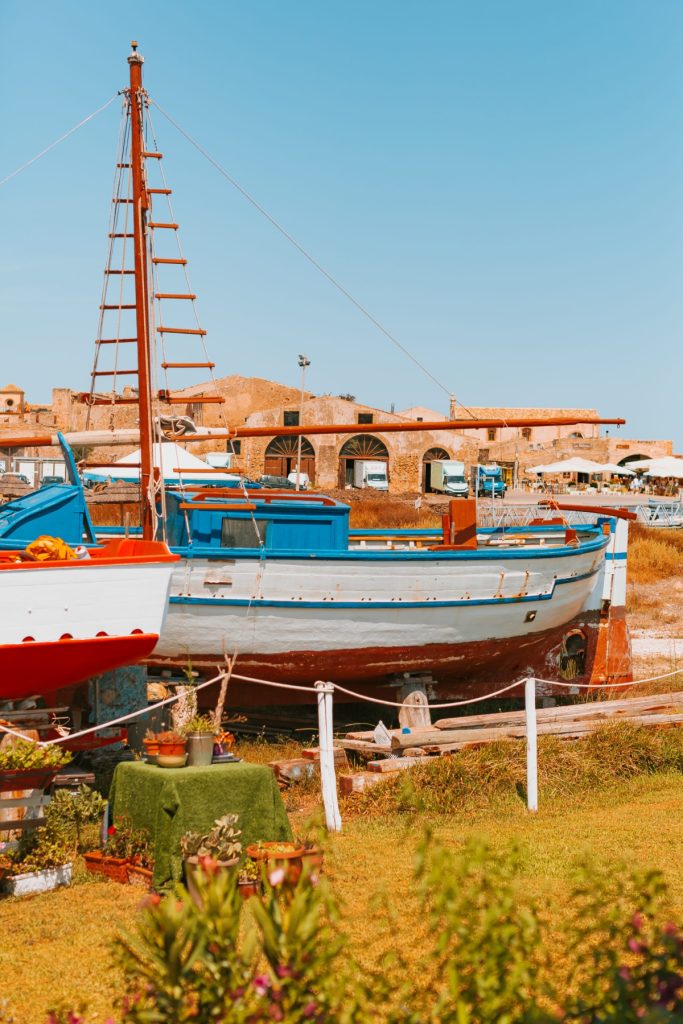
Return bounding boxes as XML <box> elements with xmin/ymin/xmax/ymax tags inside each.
<box><xmin>618</xmin><ymin>453</ymin><xmax>649</xmax><ymax>466</ymax></box>
<box><xmin>422</xmin><ymin>446</ymin><xmax>450</xmax><ymax>492</ymax></box>
<box><xmin>264</xmin><ymin>436</ymin><xmax>315</xmax><ymax>482</ymax></box>
<box><xmin>338</xmin><ymin>434</ymin><xmax>389</xmax><ymax>487</ymax></box>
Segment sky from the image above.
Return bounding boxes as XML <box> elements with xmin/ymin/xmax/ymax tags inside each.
<box><xmin>1</xmin><ymin>1</ymin><xmax>681</xmax><ymax>448</ymax></box>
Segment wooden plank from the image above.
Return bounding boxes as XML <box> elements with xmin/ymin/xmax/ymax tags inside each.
<box><xmin>339</xmin><ymin>772</ymin><xmax>387</xmax><ymax>795</ymax></box>
<box><xmin>301</xmin><ymin>747</ymin><xmax>349</xmax><ymax>769</ymax></box>
<box><xmin>341</xmin><ymin>738</ymin><xmax>391</xmax><ymax>756</ymax></box>
<box><xmin>367</xmin><ymin>756</ymin><xmax>435</xmax><ymax>772</ymax></box>
<box><xmin>435</xmin><ymin>691</ymin><xmax>683</xmax><ymax>731</ymax></box>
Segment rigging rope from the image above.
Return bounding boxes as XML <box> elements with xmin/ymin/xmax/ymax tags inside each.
<box><xmin>150</xmin><ymin>99</ymin><xmax>462</xmax><ymax>406</ymax></box>
<box><xmin>0</xmin><ymin>95</ymin><xmax>119</xmax><ymax>188</ymax></box>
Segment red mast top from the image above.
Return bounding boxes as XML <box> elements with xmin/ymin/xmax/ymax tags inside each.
<box><xmin>127</xmin><ymin>41</ymin><xmax>156</xmax><ymax>539</ymax></box>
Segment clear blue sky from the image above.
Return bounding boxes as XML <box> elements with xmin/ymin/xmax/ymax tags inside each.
<box><xmin>1</xmin><ymin>1</ymin><xmax>681</xmax><ymax>448</ymax></box>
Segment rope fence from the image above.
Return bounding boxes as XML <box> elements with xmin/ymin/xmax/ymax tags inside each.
<box><xmin>1</xmin><ymin>660</ymin><xmax>681</xmax><ymax>832</ymax></box>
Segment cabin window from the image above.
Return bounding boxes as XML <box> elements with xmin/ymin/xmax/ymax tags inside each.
<box><xmin>283</xmin><ymin>410</ymin><xmax>299</xmax><ymax>426</ymax></box>
<box><xmin>221</xmin><ymin>518</ymin><xmax>267</xmax><ymax>548</ymax></box>
<box><xmin>357</xmin><ymin>412</ymin><xmax>374</xmax><ymax>424</ymax></box>
<box><xmin>521</xmin><ymin>428</ymin><xmax>532</xmax><ymax>441</ymax></box>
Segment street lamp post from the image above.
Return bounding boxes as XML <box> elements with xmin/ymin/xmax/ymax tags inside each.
<box><xmin>295</xmin><ymin>354</ymin><xmax>311</xmax><ymax>491</ymax></box>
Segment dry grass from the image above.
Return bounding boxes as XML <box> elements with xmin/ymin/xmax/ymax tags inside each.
<box><xmin>3</xmin><ymin>768</ymin><xmax>683</xmax><ymax>1023</ymax></box>
<box><xmin>346</xmin><ymin>494</ymin><xmax>441</xmax><ymax>530</ymax></box>
<box><xmin>627</xmin><ymin>524</ymin><xmax>683</xmax><ymax>585</ymax></box>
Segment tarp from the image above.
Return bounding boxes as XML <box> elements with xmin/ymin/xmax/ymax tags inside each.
<box><xmin>527</xmin><ymin>457</ymin><xmax>606</xmax><ymax>475</ymax></box>
<box><xmin>82</xmin><ymin>443</ymin><xmax>241</xmax><ymax>486</ymax></box>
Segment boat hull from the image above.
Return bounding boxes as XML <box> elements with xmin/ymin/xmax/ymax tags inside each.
<box><xmin>0</xmin><ymin>543</ymin><xmax>177</xmax><ymax>701</ymax></box>
<box><xmin>147</xmin><ymin>535</ymin><xmax>620</xmax><ymax>702</ymax></box>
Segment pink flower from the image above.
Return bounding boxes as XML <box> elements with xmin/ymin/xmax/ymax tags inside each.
<box><xmin>631</xmin><ymin>912</ymin><xmax>645</xmax><ymax>932</ymax></box>
<box><xmin>275</xmin><ymin>965</ymin><xmax>293</xmax><ymax>979</ymax></box>
<box><xmin>628</xmin><ymin>938</ymin><xmax>645</xmax><ymax>954</ymax></box>
<box><xmin>269</xmin><ymin>867</ymin><xmax>285</xmax><ymax>886</ymax></box>
<box><xmin>253</xmin><ymin>973</ymin><xmax>271</xmax><ymax>996</ymax></box>
<box><xmin>302</xmin><ymin>1003</ymin><xmax>318</xmax><ymax>1019</ymax></box>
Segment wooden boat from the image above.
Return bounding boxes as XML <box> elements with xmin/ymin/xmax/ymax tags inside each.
<box><xmin>0</xmin><ymin>44</ymin><xmax>632</xmax><ymax>704</ymax></box>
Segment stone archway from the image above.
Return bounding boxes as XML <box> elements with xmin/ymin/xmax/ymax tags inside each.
<box><xmin>264</xmin><ymin>435</ymin><xmax>315</xmax><ymax>482</ymax></box>
<box><xmin>422</xmin><ymin>446</ymin><xmax>450</xmax><ymax>492</ymax></box>
<box><xmin>338</xmin><ymin>434</ymin><xmax>389</xmax><ymax>488</ymax></box>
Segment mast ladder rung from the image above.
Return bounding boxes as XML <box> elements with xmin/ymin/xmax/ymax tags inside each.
<box><xmin>157</xmin><ymin>326</ymin><xmax>207</xmax><ymax>335</ymax></box>
<box><xmin>96</xmin><ymin>338</ymin><xmax>138</xmax><ymax>344</ymax></box>
<box><xmin>91</xmin><ymin>370</ymin><xmax>138</xmax><ymax>377</ymax></box>
<box><xmin>161</xmin><ymin>362</ymin><xmax>216</xmax><ymax>369</ymax></box>
<box><xmin>105</xmin><ymin>269</ymin><xmax>135</xmax><ymax>275</ymax></box>
<box><xmin>148</xmin><ymin>188</ymin><xmax>172</xmax><ymax>195</ymax></box>
<box><xmin>152</xmin><ymin>258</ymin><xmax>187</xmax><ymax>265</ymax></box>
<box><xmin>109</xmin><ymin>232</ymin><xmax>134</xmax><ymax>238</ymax></box>
<box><xmin>143</xmin><ymin>151</ymin><xmax>163</xmax><ymax>159</ymax></box>
<box><xmin>75</xmin><ymin>395</ymin><xmax>139</xmax><ymax>405</ymax></box>
<box><xmin>117</xmin><ymin>163</ymin><xmax>132</xmax><ymax>168</ymax></box>
<box><xmin>158</xmin><ymin>392</ymin><xmax>225</xmax><ymax>405</ymax></box>
<box><xmin>112</xmin><ymin>198</ymin><xmax>134</xmax><ymax>203</ymax></box>
<box><xmin>149</xmin><ymin>222</ymin><xmax>179</xmax><ymax>229</ymax></box>
<box><xmin>100</xmin><ymin>304</ymin><xmax>136</xmax><ymax>310</ymax></box>
<box><xmin>155</xmin><ymin>293</ymin><xmax>196</xmax><ymax>300</ymax></box>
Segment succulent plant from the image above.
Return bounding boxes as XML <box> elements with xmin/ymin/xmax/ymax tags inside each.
<box><xmin>180</xmin><ymin>814</ymin><xmax>242</xmax><ymax>863</ymax></box>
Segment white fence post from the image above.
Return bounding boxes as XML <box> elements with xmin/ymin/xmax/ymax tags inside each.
<box><xmin>524</xmin><ymin>676</ymin><xmax>538</xmax><ymax>812</ymax></box>
<box><xmin>315</xmin><ymin>680</ymin><xmax>342</xmax><ymax>832</ymax></box>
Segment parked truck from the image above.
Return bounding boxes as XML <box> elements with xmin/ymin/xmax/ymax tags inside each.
<box><xmin>353</xmin><ymin>460</ymin><xmax>389</xmax><ymax>491</ymax></box>
<box><xmin>472</xmin><ymin>464</ymin><xmax>506</xmax><ymax>497</ymax></box>
<box><xmin>430</xmin><ymin>460</ymin><xmax>469</xmax><ymax>497</ymax></box>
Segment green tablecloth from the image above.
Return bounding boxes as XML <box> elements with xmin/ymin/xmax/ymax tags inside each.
<box><xmin>109</xmin><ymin>761</ymin><xmax>292</xmax><ymax>891</ymax></box>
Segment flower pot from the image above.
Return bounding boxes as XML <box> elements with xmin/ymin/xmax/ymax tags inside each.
<box><xmin>128</xmin><ymin>863</ymin><xmax>153</xmax><ymax>888</ymax></box>
<box><xmin>1</xmin><ymin>863</ymin><xmax>72</xmax><ymax>897</ymax></box>
<box><xmin>83</xmin><ymin>851</ymin><xmax>130</xmax><ymax>884</ymax></box>
<box><xmin>186</xmin><ymin>732</ymin><xmax>215</xmax><ymax>768</ymax></box>
<box><xmin>0</xmin><ymin>768</ymin><xmax>59</xmax><ymax>794</ymax></box>
<box><xmin>301</xmin><ymin>847</ymin><xmax>324</xmax><ymax>872</ymax></box>
<box><xmin>237</xmin><ymin>879</ymin><xmax>261</xmax><ymax>900</ymax></box>
<box><xmin>245</xmin><ymin>843</ymin><xmax>305</xmax><ymax>885</ymax></box>
<box><xmin>143</xmin><ymin>740</ymin><xmax>160</xmax><ymax>761</ymax></box>
<box><xmin>184</xmin><ymin>854</ymin><xmax>239</xmax><ymax>906</ymax></box>
<box><xmin>157</xmin><ymin>740</ymin><xmax>187</xmax><ymax>757</ymax></box>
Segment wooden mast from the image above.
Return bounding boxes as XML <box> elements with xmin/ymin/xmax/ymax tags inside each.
<box><xmin>127</xmin><ymin>41</ymin><xmax>155</xmax><ymax>539</ymax></box>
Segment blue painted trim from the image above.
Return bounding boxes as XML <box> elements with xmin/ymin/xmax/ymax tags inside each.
<box><xmin>169</xmin><ymin>565</ymin><xmax>599</xmax><ymax>609</ymax></box>
<box><xmin>174</xmin><ymin>532</ymin><xmax>608</xmax><ymax>562</ymax></box>
<box><xmin>605</xmin><ymin>552</ymin><xmax>627</xmax><ymax>561</ymax></box>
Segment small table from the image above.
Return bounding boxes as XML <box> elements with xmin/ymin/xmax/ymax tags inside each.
<box><xmin>109</xmin><ymin>760</ymin><xmax>292</xmax><ymax>891</ymax></box>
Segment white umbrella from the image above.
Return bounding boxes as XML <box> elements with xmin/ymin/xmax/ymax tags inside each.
<box><xmin>597</xmin><ymin>463</ymin><xmax>635</xmax><ymax>476</ymax></box>
<box><xmin>526</xmin><ymin>457</ymin><xmax>605</xmax><ymax>475</ymax></box>
<box><xmin>640</xmin><ymin>456</ymin><xmax>683</xmax><ymax>479</ymax></box>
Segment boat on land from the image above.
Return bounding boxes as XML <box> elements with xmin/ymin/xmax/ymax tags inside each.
<box><xmin>0</xmin><ymin>43</ymin><xmax>632</xmax><ymax>704</ymax></box>
<box><xmin>0</xmin><ymin>425</ymin><xmax>178</xmax><ymax>706</ymax></box>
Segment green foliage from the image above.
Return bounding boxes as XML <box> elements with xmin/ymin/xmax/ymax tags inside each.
<box><xmin>45</xmin><ymin>837</ymin><xmax>683</xmax><ymax>1024</ymax></box>
<box><xmin>106</xmin><ymin>816</ymin><xmax>153</xmax><ymax>867</ymax></box>
<box><xmin>181</xmin><ymin>715</ymin><xmax>216</xmax><ymax>736</ymax></box>
<box><xmin>47</xmin><ymin>786</ymin><xmax>106</xmax><ymax>852</ymax></box>
<box><xmin>180</xmin><ymin>814</ymin><xmax>242</xmax><ymax>863</ymax></box>
<box><xmin>0</xmin><ymin>739</ymin><xmax>71</xmax><ymax>771</ymax></box>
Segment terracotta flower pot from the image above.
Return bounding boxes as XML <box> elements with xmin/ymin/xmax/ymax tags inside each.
<box><xmin>143</xmin><ymin>740</ymin><xmax>160</xmax><ymax>757</ymax></box>
<box><xmin>237</xmin><ymin>879</ymin><xmax>261</xmax><ymax>900</ymax></box>
<box><xmin>245</xmin><ymin>842</ymin><xmax>305</xmax><ymax>885</ymax></box>
<box><xmin>157</xmin><ymin>740</ymin><xmax>187</xmax><ymax>757</ymax></box>
<box><xmin>184</xmin><ymin>854</ymin><xmax>239</xmax><ymax>906</ymax></box>
<box><xmin>83</xmin><ymin>851</ymin><xmax>130</xmax><ymax>884</ymax></box>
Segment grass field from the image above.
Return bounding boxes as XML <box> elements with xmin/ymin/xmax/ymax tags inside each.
<box><xmin>1</xmin><ymin>769</ymin><xmax>683</xmax><ymax>1023</ymax></box>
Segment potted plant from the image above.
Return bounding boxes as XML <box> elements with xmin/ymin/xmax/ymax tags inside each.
<box><xmin>84</xmin><ymin>815</ymin><xmax>138</xmax><ymax>884</ymax></box>
<box><xmin>180</xmin><ymin>814</ymin><xmax>242</xmax><ymax>904</ymax></box>
<box><xmin>127</xmin><ymin>828</ymin><xmax>154</xmax><ymax>887</ymax></box>
<box><xmin>245</xmin><ymin>840</ymin><xmax>305</xmax><ymax>885</ymax></box>
<box><xmin>237</xmin><ymin>857</ymin><xmax>261</xmax><ymax>900</ymax></box>
<box><xmin>142</xmin><ymin>730</ymin><xmax>160</xmax><ymax>762</ymax></box>
<box><xmin>156</xmin><ymin>731</ymin><xmax>187</xmax><ymax>758</ymax></box>
<box><xmin>0</xmin><ymin>738</ymin><xmax>71</xmax><ymax>793</ymax></box>
<box><xmin>0</xmin><ymin>827</ymin><xmax>73</xmax><ymax>897</ymax></box>
<box><xmin>182</xmin><ymin>714</ymin><xmax>216</xmax><ymax>767</ymax></box>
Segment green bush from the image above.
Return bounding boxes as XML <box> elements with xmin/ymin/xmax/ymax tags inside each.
<box><xmin>45</xmin><ymin>837</ymin><xmax>683</xmax><ymax>1023</ymax></box>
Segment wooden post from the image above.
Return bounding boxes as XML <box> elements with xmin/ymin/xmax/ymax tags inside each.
<box><xmin>525</xmin><ymin>676</ymin><xmax>538</xmax><ymax>812</ymax></box>
<box><xmin>315</xmin><ymin>681</ymin><xmax>342</xmax><ymax>832</ymax></box>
